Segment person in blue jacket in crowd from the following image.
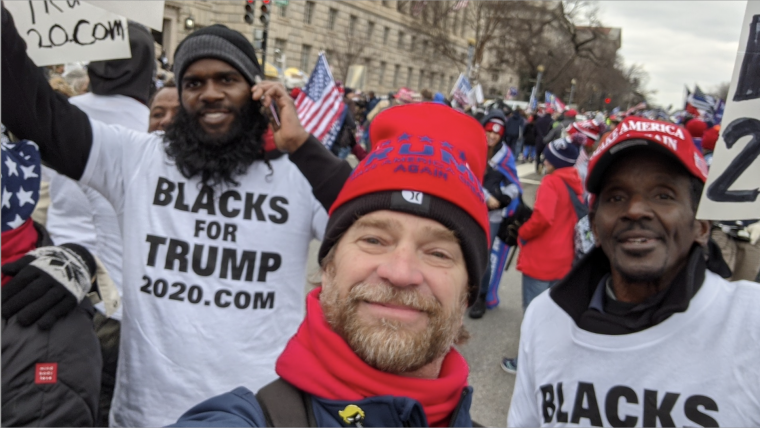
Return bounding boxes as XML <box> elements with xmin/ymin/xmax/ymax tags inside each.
<box><xmin>469</xmin><ymin>110</ymin><xmax>523</xmax><ymax>319</ymax></box>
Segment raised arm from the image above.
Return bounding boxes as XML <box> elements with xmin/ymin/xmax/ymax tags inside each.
<box><xmin>252</xmin><ymin>81</ymin><xmax>352</xmax><ymax>211</ymax></box>
<box><xmin>1</xmin><ymin>6</ymin><xmax>92</xmax><ymax>180</ymax></box>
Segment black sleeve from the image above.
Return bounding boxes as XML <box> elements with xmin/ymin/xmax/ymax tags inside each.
<box><xmin>288</xmin><ymin>135</ymin><xmax>352</xmax><ymax>211</ymax></box>
<box><xmin>483</xmin><ymin>169</ymin><xmax>512</xmax><ymax>208</ymax></box>
<box><xmin>1</xmin><ymin>6</ymin><xmax>92</xmax><ymax>180</ymax></box>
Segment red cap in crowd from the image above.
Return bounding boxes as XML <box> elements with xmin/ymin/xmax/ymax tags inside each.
<box><xmin>685</xmin><ymin>119</ymin><xmax>708</xmax><ymax>139</ymax></box>
<box><xmin>318</xmin><ymin>103</ymin><xmax>489</xmax><ymax>305</ymax></box>
<box><xmin>567</xmin><ymin>119</ymin><xmax>602</xmax><ymax>147</ymax></box>
<box><xmin>702</xmin><ymin>125</ymin><xmax>720</xmax><ymax>152</ymax></box>
<box><xmin>564</xmin><ymin>109</ymin><xmax>578</xmax><ymax>118</ymax></box>
<box><xmin>484</xmin><ymin>118</ymin><xmax>505</xmax><ymax>137</ymax></box>
<box><xmin>586</xmin><ymin>116</ymin><xmax>709</xmax><ymax>194</ymax></box>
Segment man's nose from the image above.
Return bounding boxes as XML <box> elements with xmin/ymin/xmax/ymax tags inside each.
<box><xmin>623</xmin><ymin>194</ymin><xmax>654</xmax><ymax>221</ymax></box>
<box><xmin>376</xmin><ymin>244</ymin><xmax>424</xmax><ymax>288</ymax></box>
<box><xmin>160</xmin><ymin>111</ymin><xmax>177</xmax><ymax>130</ymax></box>
<box><xmin>199</xmin><ymin>82</ymin><xmax>224</xmax><ymax>103</ymax></box>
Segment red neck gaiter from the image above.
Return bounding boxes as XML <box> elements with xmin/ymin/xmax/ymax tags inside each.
<box><xmin>2</xmin><ymin>219</ymin><xmax>38</xmax><ymax>286</ymax></box>
<box><xmin>276</xmin><ymin>288</ymin><xmax>469</xmax><ymax>427</ymax></box>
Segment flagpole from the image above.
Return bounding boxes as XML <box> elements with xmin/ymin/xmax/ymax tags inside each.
<box><xmin>535</xmin><ymin>65</ymin><xmax>545</xmax><ymax>106</ymax></box>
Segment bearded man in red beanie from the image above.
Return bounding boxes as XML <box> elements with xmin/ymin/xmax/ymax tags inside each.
<box><xmin>173</xmin><ymin>103</ymin><xmax>490</xmax><ymax>427</ymax></box>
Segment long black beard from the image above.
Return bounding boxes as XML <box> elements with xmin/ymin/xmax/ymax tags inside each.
<box><xmin>164</xmin><ymin>100</ymin><xmax>268</xmax><ymax>187</ymax></box>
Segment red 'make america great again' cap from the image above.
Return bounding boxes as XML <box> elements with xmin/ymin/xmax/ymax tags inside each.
<box><xmin>317</xmin><ymin>103</ymin><xmax>489</xmax><ymax>305</ymax></box>
<box><xmin>586</xmin><ymin>116</ymin><xmax>709</xmax><ymax>194</ymax></box>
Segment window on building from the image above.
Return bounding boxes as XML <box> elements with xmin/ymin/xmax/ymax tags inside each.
<box><xmin>300</xmin><ymin>44</ymin><xmax>312</xmax><ymax>71</ymax></box>
<box><xmin>428</xmin><ymin>72</ymin><xmax>434</xmax><ymax>90</ymax></box>
<box><xmin>277</xmin><ymin>4</ymin><xmax>287</xmax><ymax>18</ymax></box>
<box><xmin>418</xmin><ymin>70</ymin><xmax>424</xmax><ymax>91</ymax></box>
<box><xmin>422</xmin><ymin>39</ymin><xmax>428</xmax><ymax>53</ymax></box>
<box><xmin>407</xmin><ymin>67</ymin><xmax>413</xmax><ymax>88</ymax></box>
<box><xmin>397</xmin><ymin>31</ymin><xmax>405</xmax><ymax>49</ymax></box>
<box><xmin>382</xmin><ymin>0</ymin><xmax>390</xmax><ymax>7</ymax></box>
<box><xmin>449</xmin><ymin>75</ymin><xmax>455</xmax><ymax>92</ymax></box>
<box><xmin>383</xmin><ymin>26</ymin><xmax>390</xmax><ymax>45</ymax></box>
<box><xmin>410</xmin><ymin>35</ymin><xmax>416</xmax><ymax>52</ymax></box>
<box><xmin>349</xmin><ymin>15</ymin><xmax>358</xmax><ymax>36</ymax></box>
<box><xmin>379</xmin><ymin>61</ymin><xmax>386</xmax><ymax>86</ymax></box>
<box><xmin>366</xmin><ymin>21</ymin><xmax>375</xmax><ymax>39</ymax></box>
<box><xmin>274</xmin><ymin>38</ymin><xmax>287</xmax><ymax>53</ymax></box>
<box><xmin>328</xmin><ymin>8</ymin><xmax>338</xmax><ymax>30</ymax></box>
<box><xmin>304</xmin><ymin>1</ymin><xmax>315</xmax><ymax>25</ymax></box>
<box><xmin>393</xmin><ymin>64</ymin><xmax>400</xmax><ymax>88</ymax></box>
<box><xmin>396</xmin><ymin>1</ymin><xmax>406</xmax><ymax>13</ymax></box>
<box><xmin>492</xmin><ymin>72</ymin><xmax>498</xmax><ymax>82</ymax></box>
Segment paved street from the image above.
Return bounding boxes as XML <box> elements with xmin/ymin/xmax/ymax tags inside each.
<box><xmin>458</xmin><ymin>162</ymin><xmax>540</xmax><ymax>427</ymax></box>
<box><xmin>306</xmin><ymin>161</ymin><xmax>542</xmax><ymax>427</ymax></box>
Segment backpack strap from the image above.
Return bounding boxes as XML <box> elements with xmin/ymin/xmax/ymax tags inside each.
<box><xmin>563</xmin><ymin>181</ymin><xmax>589</xmax><ymax>220</ymax></box>
<box><xmin>256</xmin><ymin>378</ymin><xmax>316</xmax><ymax>427</ymax></box>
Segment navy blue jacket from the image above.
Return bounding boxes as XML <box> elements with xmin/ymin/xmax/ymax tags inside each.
<box><xmin>171</xmin><ymin>386</ymin><xmax>474</xmax><ymax>427</ymax></box>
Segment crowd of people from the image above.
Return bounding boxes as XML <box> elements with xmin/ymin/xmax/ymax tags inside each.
<box><xmin>2</xmin><ymin>5</ymin><xmax>760</xmax><ymax>427</ymax></box>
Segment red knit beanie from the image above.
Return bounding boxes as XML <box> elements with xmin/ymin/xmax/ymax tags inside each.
<box><xmin>686</xmin><ymin>119</ymin><xmax>708</xmax><ymax>139</ymax></box>
<box><xmin>702</xmin><ymin>126</ymin><xmax>719</xmax><ymax>152</ymax></box>
<box><xmin>484</xmin><ymin>119</ymin><xmax>505</xmax><ymax>137</ymax></box>
<box><xmin>318</xmin><ymin>103</ymin><xmax>489</xmax><ymax>305</ymax></box>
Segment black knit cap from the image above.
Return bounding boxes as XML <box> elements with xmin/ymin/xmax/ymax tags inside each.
<box><xmin>173</xmin><ymin>24</ymin><xmax>263</xmax><ymax>96</ymax></box>
<box><xmin>318</xmin><ymin>191</ymin><xmax>488</xmax><ymax>307</ymax></box>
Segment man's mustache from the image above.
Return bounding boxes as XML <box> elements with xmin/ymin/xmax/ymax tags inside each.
<box><xmin>349</xmin><ymin>282</ymin><xmax>441</xmax><ymax>315</ymax></box>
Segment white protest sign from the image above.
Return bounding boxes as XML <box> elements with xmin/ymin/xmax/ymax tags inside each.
<box><xmin>4</xmin><ymin>0</ymin><xmax>131</xmax><ymax>67</ymax></box>
<box><xmin>83</xmin><ymin>1</ymin><xmax>164</xmax><ymax>31</ymax></box>
<box><xmin>697</xmin><ymin>1</ymin><xmax>760</xmax><ymax>221</ymax></box>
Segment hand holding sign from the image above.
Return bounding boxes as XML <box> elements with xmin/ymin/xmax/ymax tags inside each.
<box><xmin>4</xmin><ymin>0</ymin><xmax>131</xmax><ymax>66</ymax></box>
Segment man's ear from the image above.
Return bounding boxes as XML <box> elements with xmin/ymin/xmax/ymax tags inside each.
<box><xmin>694</xmin><ymin>219</ymin><xmax>711</xmax><ymax>247</ymax></box>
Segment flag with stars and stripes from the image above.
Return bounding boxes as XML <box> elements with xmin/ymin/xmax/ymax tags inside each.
<box><xmin>451</xmin><ymin>73</ymin><xmax>472</xmax><ymax>107</ymax></box>
<box><xmin>452</xmin><ymin>0</ymin><xmax>469</xmax><ymax>11</ymax></box>
<box><xmin>2</xmin><ymin>128</ymin><xmax>41</xmax><ymax>232</ymax></box>
<box><xmin>294</xmin><ymin>53</ymin><xmax>346</xmax><ymax>150</ymax></box>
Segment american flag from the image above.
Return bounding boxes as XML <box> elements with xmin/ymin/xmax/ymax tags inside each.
<box><xmin>295</xmin><ymin>53</ymin><xmax>346</xmax><ymax>149</ymax></box>
<box><xmin>452</xmin><ymin>0</ymin><xmax>469</xmax><ymax>11</ymax></box>
<box><xmin>545</xmin><ymin>91</ymin><xmax>566</xmax><ymax>112</ymax></box>
<box><xmin>687</xmin><ymin>85</ymin><xmax>716</xmax><ymax>114</ymax></box>
<box><xmin>451</xmin><ymin>73</ymin><xmax>472</xmax><ymax>107</ymax></box>
<box><xmin>1</xmin><ymin>128</ymin><xmax>41</xmax><ymax>232</ymax></box>
<box><xmin>411</xmin><ymin>0</ymin><xmax>428</xmax><ymax>16</ymax></box>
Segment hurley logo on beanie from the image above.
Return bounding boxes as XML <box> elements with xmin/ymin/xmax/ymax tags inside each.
<box><xmin>318</xmin><ymin>103</ymin><xmax>490</xmax><ymax>305</ymax></box>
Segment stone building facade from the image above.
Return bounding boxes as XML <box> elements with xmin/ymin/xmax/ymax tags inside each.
<box><xmin>160</xmin><ymin>0</ymin><xmax>518</xmax><ymax>97</ymax></box>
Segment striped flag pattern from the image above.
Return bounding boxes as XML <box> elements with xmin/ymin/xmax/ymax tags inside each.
<box><xmin>450</xmin><ymin>73</ymin><xmax>472</xmax><ymax>107</ymax></box>
<box><xmin>295</xmin><ymin>53</ymin><xmax>346</xmax><ymax>149</ymax></box>
<box><xmin>452</xmin><ymin>0</ymin><xmax>469</xmax><ymax>11</ymax></box>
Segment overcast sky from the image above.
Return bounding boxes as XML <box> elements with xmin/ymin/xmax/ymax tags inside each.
<box><xmin>598</xmin><ymin>1</ymin><xmax>747</xmax><ymax>109</ymax></box>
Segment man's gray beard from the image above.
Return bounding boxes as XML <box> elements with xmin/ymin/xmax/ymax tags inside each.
<box><xmin>321</xmin><ymin>276</ymin><xmax>466</xmax><ymax>374</ymax></box>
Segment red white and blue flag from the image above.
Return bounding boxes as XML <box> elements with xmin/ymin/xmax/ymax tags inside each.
<box><xmin>451</xmin><ymin>73</ymin><xmax>472</xmax><ymax>107</ymax></box>
<box><xmin>295</xmin><ymin>53</ymin><xmax>346</xmax><ymax>149</ymax></box>
<box><xmin>545</xmin><ymin>91</ymin><xmax>566</xmax><ymax>112</ymax></box>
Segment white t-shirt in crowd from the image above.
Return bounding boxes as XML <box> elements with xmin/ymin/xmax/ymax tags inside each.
<box><xmin>45</xmin><ymin>93</ymin><xmax>148</xmax><ymax>320</ymax></box>
<box><xmin>81</xmin><ymin>119</ymin><xmax>328</xmax><ymax>427</ymax></box>
<box><xmin>508</xmin><ymin>271</ymin><xmax>760</xmax><ymax>427</ymax></box>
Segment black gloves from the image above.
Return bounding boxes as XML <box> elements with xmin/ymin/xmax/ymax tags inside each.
<box><xmin>497</xmin><ymin>198</ymin><xmax>533</xmax><ymax>246</ymax></box>
<box><xmin>2</xmin><ymin>244</ymin><xmax>97</xmax><ymax>330</ymax></box>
